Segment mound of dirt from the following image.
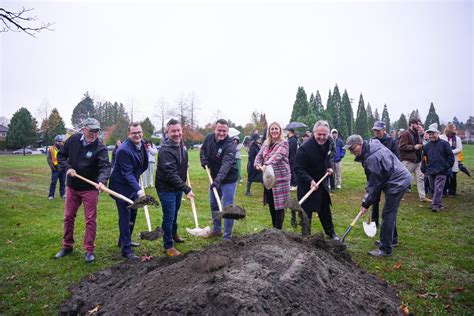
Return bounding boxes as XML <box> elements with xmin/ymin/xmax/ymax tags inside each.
<box><xmin>59</xmin><ymin>230</ymin><xmax>401</xmax><ymax>315</ymax></box>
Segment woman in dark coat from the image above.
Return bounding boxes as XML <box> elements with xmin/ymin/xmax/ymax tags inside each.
<box><xmin>246</xmin><ymin>134</ymin><xmax>262</xmax><ymax>196</ymax></box>
<box><xmin>295</xmin><ymin>120</ymin><xmax>338</xmax><ymax>239</ymax></box>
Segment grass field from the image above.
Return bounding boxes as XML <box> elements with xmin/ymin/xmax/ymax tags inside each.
<box><xmin>1</xmin><ymin>145</ymin><xmax>473</xmax><ymax>314</ymax></box>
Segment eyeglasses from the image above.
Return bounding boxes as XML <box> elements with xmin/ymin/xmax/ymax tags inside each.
<box><xmin>130</xmin><ymin>131</ymin><xmax>142</xmax><ymax>136</ymax></box>
<box><xmin>86</xmin><ymin>128</ymin><xmax>100</xmax><ymax>134</ymax></box>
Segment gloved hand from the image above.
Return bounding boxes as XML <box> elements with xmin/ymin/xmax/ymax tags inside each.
<box><xmin>201</xmin><ymin>159</ymin><xmax>208</xmax><ymax>169</ymax></box>
<box><xmin>210</xmin><ymin>180</ymin><xmax>221</xmax><ymax>191</ymax></box>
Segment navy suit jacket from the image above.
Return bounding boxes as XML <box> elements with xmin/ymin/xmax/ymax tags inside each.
<box><xmin>109</xmin><ymin>138</ymin><xmax>149</xmax><ymax>200</ymax></box>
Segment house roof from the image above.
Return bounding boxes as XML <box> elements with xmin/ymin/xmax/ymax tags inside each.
<box><xmin>0</xmin><ymin>124</ymin><xmax>8</xmax><ymax>133</ymax></box>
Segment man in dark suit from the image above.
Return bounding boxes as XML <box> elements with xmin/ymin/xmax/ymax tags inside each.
<box><xmin>109</xmin><ymin>122</ymin><xmax>149</xmax><ymax>260</ymax></box>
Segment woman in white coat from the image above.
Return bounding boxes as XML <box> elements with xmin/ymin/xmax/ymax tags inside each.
<box><xmin>440</xmin><ymin>123</ymin><xmax>462</xmax><ymax>197</ymax></box>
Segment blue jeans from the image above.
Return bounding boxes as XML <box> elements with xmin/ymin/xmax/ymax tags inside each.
<box><xmin>209</xmin><ymin>182</ymin><xmax>237</xmax><ymax>240</ymax></box>
<box><xmin>379</xmin><ymin>190</ymin><xmax>404</xmax><ymax>254</ymax></box>
<box><xmin>157</xmin><ymin>191</ymin><xmax>183</xmax><ymax>249</ymax></box>
<box><xmin>49</xmin><ymin>169</ymin><xmax>66</xmax><ymax>198</ymax></box>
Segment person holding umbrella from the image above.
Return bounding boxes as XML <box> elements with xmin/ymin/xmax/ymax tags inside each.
<box><xmin>245</xmin><ymin>134</ymin><xmax>263</xmax><ymax>196</ymax></box>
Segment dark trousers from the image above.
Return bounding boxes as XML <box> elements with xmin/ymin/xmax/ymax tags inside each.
<box><xmin>379</xmin><ymin>190</ymin><xmax>404</xmax><ymax>254</ymax></box>
<box><xmin>116</xmin><ymin>200</ymin><xmax>137</xmax><ymax>256</ymax></box>
<box><xmin>49</xmin><ymin>169</ymin><xmax>66</xmax><ymax>198</ymax></box>
<box><xmin>329</xmin><ymin>174</ymin><xmax>335</xmax><ymax>191</ymax></box>
<box><xmin>444</xmin><ymin>172</ymin><xmax>457</xmax><ymax>196</ymax></box>
<box><xmin>264</xmin><ymin>188</ymin><xmax>284</xmax><ymax>229</ymax></box>
<box><xmin>157</xmin><ymin>191</ymin><xmax>182</xmax><ymax>250</ymax></box>
<box><xmin>304</xmin><ymin>192</ymin><xmax>335</xmax><ymax>237</ymax></box>
<box><xmin>371</xmin><ymin>196</ymin><xmax>398</xmax><ymax>244</ymax></box>
<box><xmin>290</xmin><ymin>163</ymin><xmax>297</xmax><ymax>187</ymax></box>
<box><xmin>424</xmin><ymin>175</ymin><xmax>432</xmax><ymax>195</ymax></box>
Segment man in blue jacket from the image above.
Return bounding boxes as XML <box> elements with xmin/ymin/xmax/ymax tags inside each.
<box><xmin>422</xmin><ymin>123</ymin><xmax>454</xmax><ymax>212</ymax></box>
<box><xmin>330</xmin><ymin>129</ymin><xmax>345</xmax><ymax>192</ymax></box>
<box><xmin>345</xmin><ymin>134</ymin><xmax>412</xmax><ymax>257</ymax></box>
<box><xmin>109</xmin><ymin>122</ymin><xmax>149</xmax><ymax>260</ymax></box>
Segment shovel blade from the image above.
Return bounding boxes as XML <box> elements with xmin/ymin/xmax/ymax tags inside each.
<box><xmin>128</xmin><ymin>195</ymin><xmax>160</xmax><ymax>209</ymax></box>
<box><xmin>186</xmin><ymin>226</ymin><xmax>211</xmax><ymax>237</ymax></box>
<box><xmin>363</xmin><ymin>221</ymin><xmax>377</xmax><ymax>238</ymax></box>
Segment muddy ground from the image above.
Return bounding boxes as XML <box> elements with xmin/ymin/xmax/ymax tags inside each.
<box><xmin>60</xmin><ymin>230</ymin><xmax>401</xmax><ymax>315</ymax></box>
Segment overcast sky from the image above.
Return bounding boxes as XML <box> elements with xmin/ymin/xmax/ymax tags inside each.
<box><xmin>1</xmin><ymin>0</ymin><xmax>472</xmax><ymax>129</ymax></box>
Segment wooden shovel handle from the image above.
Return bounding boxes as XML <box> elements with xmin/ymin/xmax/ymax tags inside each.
<box><xmin>74</xmin><ymin>173</ymin><xmax>134</xmax><ymax>205</ymax></box>
<box><xmin>298</xmin><ymin>172</ymin><xmax>330</xmax><ymax>205</ymax></box>
<box><xmin>204</xmin><ymin>166</ymin><xmax>223</xmax><ymax>213</ymax></box>
<box><xmin>341</xmin><ymin>209</ymin><xmax>365</xmax><ymax>242</ymax></box>
<box><xmin>187</xmin><ymin>171</ymin><xmax>200</xmax><ymax>228</ymax></box>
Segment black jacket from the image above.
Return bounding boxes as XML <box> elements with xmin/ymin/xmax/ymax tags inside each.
<box><xmin>58</xmin><ymin>133</ymin><xmax>111</xmax><ymax>191</ymax></box>
<box><xmin>287</xmin><ymin>135</ymin><xmax>298</xmax><ymax>166</ymax></box>
<box><xmin>356</xmin><ymin>139</ymin><xmax>412</xmax><ymax>208</ymax></box>
<box><xmin>247</xmin><ymin>141</ymin><xmax>263</xmax><ymax>183</ymax></box>
<box><xmin>422</xmin><ymin>139</ymin><xmax>454</xmax><ymax>176</ymax></box>
<box><xmin>200</xmin><ymin>134</ymin><xmax>238</xmax><ymax>185</ymax></box>
<box><xmin>373</xmin><ymin>134</ymin><xmax>400</xmax><ymax>159</ymax></box>
<box><xmin>155</xmin><ymin>139</ymin><xmax>191</xmax><ymax>194</ymax></box>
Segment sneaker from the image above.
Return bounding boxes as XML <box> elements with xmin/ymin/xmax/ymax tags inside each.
<box><xmin>165</xmin><ymin>247</ymin><xmax>182</xmax><ymax>257</ymax></box>
<box><xmin>245</xmin><ymin>192</ymin><xmax>252</xmax><ymax>196</ymax></box>
<box><xmin>48</xmin><ymin>196</ymin><xmax>54</xmax><ymax>200</ymax></box>
<box><xmin>420</xmin><ymin>197</ymin><xmax>432</xmax><ymax>203</ymax></box>
<box><xmin>85</xmin><ymin>252</ymin><xmax>95</xmax><ymax>263</ymax></box>
<box><xmin>368</xmin><ymin>249</ymin><xmax>392</xmax><ymax>257</ymax></box>
<box><xmin>290</xmin><ymin>186</ymin><xmax>297</xmax><ymax>191</ymax></box>
<box><xmin>336</xmin><ymin>185</ymin><xmax>341</xmax><ymax>189</ymax></box>
<box><xmin>204</xmin><ymin>231</ymin><xmax>223</xmax><ymax>239</ymax></box>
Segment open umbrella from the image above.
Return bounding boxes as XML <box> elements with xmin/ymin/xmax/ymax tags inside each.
<box><xmin>228</xmin><ymin>127</ymin><xmax>240</xmax><ymax>138</ymax></box>
<box><xmin>285</xmin><ymin>122</ymin><xmax>307</xmax><ymax>130</ymax></box>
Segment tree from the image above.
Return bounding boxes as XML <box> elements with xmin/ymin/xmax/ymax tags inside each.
<box><xmin>374</xmin><ymin>108</ymin><xmax>380</xmax><ymax>121</ymax></box>
<box><xmin>325</xmin><ymin>89</ymin><xmax>334</xmax><ymax>127</ymax></box>
<box><xmin>397</xmin><ymin>113</ymin><xmax>408</xmax><ymax>130</ymax></box>
<box><xmin>107</xmin><ymin>116</ymin><xmax>130</xmax><ymax>145</ymax></box>
<box><xmin>341</xmin><ymin>89</ymin><xmax>353</xmax><ymax>137</ymax></box>
<box><xmin>44</xmin><ymin>108</ymin><xmax>66</xmax><ymax>144</ymax></box>
<box><xmin>0</xmin><ymin>7</ymin><xmax>53</xmax><ymax>37</ymax></box>
<box><xmin>409</xmin><ymin>109</ymin><xmax>421</xmax><ymax>123</ymax></box>
<box><xmin>289</xmin><ymin>87</ymin><xmax>309</xmax><ymax>125</ymax></box>
<box><xmin>381</xmin><ymin>104</ymin><xmax>390</xmax><ymax>131</ymax></box>
<box><xmin>188</xmin><ymin>91</ymin><xmax>199</xmax><ymax>131</ymax></box>
<box><xmin>424</xmin><ymin>102</ymin><xmax>440</xmax><ymax>128</ymax></box>
<box><xmin>366</xmin><ymin>103</ymin><xmax>375</xmax><ymax>131</ymax></box>
<box><xmin>6</xmin><ymin>107</ymin><xmax>37</xmax><ymax>153</ymax></box>
<box><xmin>71</xmin><ymin>92</ymin><xmax>95</xmax><ymax>129</ymax></box>
<box><xmin>354</xmin><ymin>94</ymin><xmax>369</xmax><ymax>139</ymax></box>
<box><xmin>452</xmin><ymin>117</ymin><xmax>460</xmax><ymax>128</ymax></box>
<box><xmin>314</xmin><ymin>90</ymin><xmax>326</xmax><ymax>122</ymax></box>
<box><xmin>141</xmin><ymin>117</ymin><xmax>155</xmax><ymax>140</ymax></box>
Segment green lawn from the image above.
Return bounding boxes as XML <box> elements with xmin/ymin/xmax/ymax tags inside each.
<box><xmin>1</xmin><ymin>145</ymin><xmax>473</xmax><ymax>314</ymax></box>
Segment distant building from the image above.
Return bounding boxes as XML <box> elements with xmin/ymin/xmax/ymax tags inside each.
<box><xmin>0</xmin><ymin>124</ymin><xmax>8</xmax><ymax>142</ymax></box>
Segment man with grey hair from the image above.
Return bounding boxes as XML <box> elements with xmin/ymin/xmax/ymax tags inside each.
<box><xmin>295</xmin><ymin>120</ymin><xmax>337</xmax><ymax>239</ymax></box>
<box><xmin>344</xmin><ymin>134</ymin><xmax>412</xmax><ymax>257</ymax></box>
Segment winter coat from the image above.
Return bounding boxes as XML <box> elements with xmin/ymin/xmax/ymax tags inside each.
<box><xmin>58</xmin><ymin>133</ymin><xmax>111</xmax><ymax>191</ymax></box>
<box><xmin>155</xmin><ymin>139</ymin><xmax>191</xmax><ymax>194</ymax></box>
<box><xmin>109</xmin><ymin>138</ymin><xmax>149</xmax><ymax>200</ymax></box>
<box><xmin>247</xmin><ymin>142</ymin><xmax>263</xmax><ymax>183</ymax></box>
<box><xmin>295</xmin><ymin>137</ymin><xmax>333</xmax><ymax>212</ymax></box>
<box><xmin>255</xmin><ymin>140</ymin><xmax>291</xmax><ymax>210</ymax></box>
<box><xmin>422</xmin><ymin>138</ymin><xmax>455</xmax><ymax>176</ymax></box>
<box><xmin>287</xmin><ymin>135</ymin><xmax>298</xmax><ymax>166</ymax></box>
<box><xmin>399</xmin><ymin>128</ymin><xmax>423</xmax><ymax>163</ymax></box>
<box><xmin>439</xmin><ymin>134</ymin><xmax>462</xmax><ymax>172</ymax></box>
<box><xmin>373</xmin><ymin>133</ymin><xmax>400</xmax><ymax>159</ymax></box>
<box><xmin>333</xmin><ymin>137</ymin><xmax>346</xmax><ymax>162</ymax></box>
<box><xmin>200</xmin><ymin>134</ymin><xmax>238</xmax><ymax>185</ymax></box>
<box><xmin>147</xmin><ymin>143</ymin><xmax>158</xmax><ymax>163</ymax></box>
<box><xmin>355</xmin><ymin>139</ymin><xmax>412</xmax><ymax>208</ymax></box>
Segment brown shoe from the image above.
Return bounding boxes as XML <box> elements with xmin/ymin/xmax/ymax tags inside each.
<box><xmin>166</xmin><ymin>247</ymin><xmax>181</xmax><ymax>257</ymax></box>
<box><xmin>173</xmin><ymin>235</ymin><xmax>185</xmax><ymax>243</ymax></box>
<box><xmin>420</xmin><ymin>197</ymin><xmax>432</xmax><ymax>203</ymax></box>
<box><xmin>204</xmin><ymin>231</ymin><xmax>223</xmax><ymax>239</ymax></box>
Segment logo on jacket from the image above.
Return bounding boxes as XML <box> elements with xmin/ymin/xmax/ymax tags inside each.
<box><xmin>86</xmin><ymin>151</ymin><xmax>93</xmax><ymax>158</ymax></box>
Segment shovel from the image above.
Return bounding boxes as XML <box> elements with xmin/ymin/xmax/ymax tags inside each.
<box><xmin>286</xmin><ymin>172</ymin><xmax>329</xmax><ymax>236</ymax></box>
<box><xmin>341</xmin><ymin>209</ymin><xmax>364</xmax><ymax>242</ymax></box>
<box><xmin>185</xmin><ymin>171</ymin><xmax>211</xmax><ymax>236</ymax></box>
<box><xmin>74</xmin><ymin>174</ymin><xmax>159</xmax><ymax>209</ymax></box>
<box><xmin>204</xmin><ymin>165</ymin><xmax>245</xmax><ymax>220</ymax></box>
<box><xmin>138</xmin><ymin>176</ymin><xmax>163</xmax><ymax>241</ymax></box>
<box><xmin>362</xmin><ymin>211</ymin><xmax>377</xmax><ymax>238</ymax></box>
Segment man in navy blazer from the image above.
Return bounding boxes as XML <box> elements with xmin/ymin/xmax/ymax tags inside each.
<box><xmin>109</xmin><ymin>122</ymin><xmax>149</xmax><ymax>260</ymax></box>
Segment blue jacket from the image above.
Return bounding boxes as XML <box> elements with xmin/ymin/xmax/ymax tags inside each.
<box><xmin>109</xmin><ymin>138</ymin><xmax>149</xmax><ymax>200</ymax></box>
<box><xmin>333</xmin><ymin>137</ymin><xmax>346</xmax><ymax>162</ymax></box>
<box><xmin>422</xmin><ymin>138</ymin><xmax>454</xmax><ymax>176</ymax></box>
<box><xmin>372</xmin><ymin>134</ymin><xmax>400</xmax><ymax>159</ymax></box>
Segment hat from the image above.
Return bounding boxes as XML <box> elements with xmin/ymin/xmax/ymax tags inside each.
<box><xmin>251</xmin><ymin>134</ymin><xmax>260</xmax><ymax>141</ymax></box>
<box><xmin>82</xmin><ymin>118</ymin><xmax>101</xmax><ymax>130</ymax></box>
<box><xmin>343</xmin><ymin>134</ymin><xmax>364</xmax><ymax>149</ymax></box>
<box><xmin>426</xmin><ymin>123</ymin><xmax>439</xmax><ymax>133</ymax></box>
<box><xmin>331</xmin><ymin>129</ymin><xmax>338</xmax><ymax>134</ymax></box>
<box><xmin>54</xmin><ymin>135</ymin><xmax>65</xmax><ymax>142</ymax></box>
<box><xmin>372</xmin><ymin>121</ymin><xmax>386</xmax><ymax>131</ymax></box>
<box><xmin>233</xmin><ymin>136</ymin><xmax>240</xmax><ymax>143</ymax></box>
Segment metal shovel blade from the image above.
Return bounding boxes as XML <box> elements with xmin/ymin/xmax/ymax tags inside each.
<box><xmin>186</xmin><ymin>226</ymin><xmax>211</xmax><ymax>237</ymax></box>
<box><xmin>363</xmin><ymin>221</ymin><xmax>377</xmax><ymax>238</ymax></box>
<box><xmin>128</xmin><ymin>195</ymin><xmax>160</xmax><ymax>209</ymax></box>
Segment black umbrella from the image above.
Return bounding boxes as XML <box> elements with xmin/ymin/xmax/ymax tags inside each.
<box><xmin>285</xmin><ymin>122</ymin><xmax>307</xmax><ymax>130</ymax></box>
<box><xmin>459</xmin><ymin>163</ymin><xmax>471</xmax><ymax>177</ymax></box>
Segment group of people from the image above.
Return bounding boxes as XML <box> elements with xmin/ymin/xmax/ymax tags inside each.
<box><xmin>48</xmin><ymin>114</ymin><xmax>462</xmax><ymax>263</ymax></box>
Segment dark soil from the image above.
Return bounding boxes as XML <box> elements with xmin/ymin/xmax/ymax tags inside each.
<box><xmin>60</xmin><ymin>230</ymin><xmax>401</xmax><ymax>315</ymax></box>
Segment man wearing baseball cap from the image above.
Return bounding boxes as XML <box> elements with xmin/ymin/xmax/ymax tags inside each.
<box><xmin>344</xmin><ymin>134</ymin><xmax>411</xmax><ymax>257</ymax></box>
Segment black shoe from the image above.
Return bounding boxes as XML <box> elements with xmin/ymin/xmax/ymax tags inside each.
<box><xmin>54</xmin><ymin>247</ymin><xmax>73</xmax><ymax>259</ymax></box>
<box><xmin>173</xmin><ymin>235</ymin><xmax>185</xmax><ymax>243</ymax></box>
<box><xmin>85</xmin><ymin>252</ymin><xmax>95</xmax><ymax>263</ymax></box>
<box><xmin>131</xmin><ymin>242</ymin><xmax>141</xmax><ymax>247</ymax></box>
<box><xmin>375</xmin><ymin>240</ymin><xmax>399</xmax><ymax>247</ymax></box>
<box><xmin>329</xmin><ymin>233</ymin><xmax>340</xmax><ymax>241</ymax></box>
<box><xmin>122</xmin><ymin>252</ymin><xmax>140</xmax><ymax>261</ymax></box>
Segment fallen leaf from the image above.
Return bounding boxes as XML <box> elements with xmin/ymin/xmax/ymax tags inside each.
<box><xmin>451</xmin><ymin>286</ymin><xmax>466</xmax><ymax>293</ymax></box>
<box><xmin>399</xmin><ymin>304</ymin><xmax>410</xmax><ymax>316</ymax></box>
<box><xmin>5</xmin><ymin>240</ymin><xmax>12</xmax><ymax>244</ymax></box>
<box><xmin>42</xmin><ymin>305</ymin><xmax>49</xmax><ymax>309</ymax></box>
<box><xmin>87</xmin><ymin>305</ymin><xmax>101</xmax><ymax>315</ymax></box>
<box><xmin>394</xmin><ymin>262</ymin><xmax>402</xmax><ymax>270</ymax></box>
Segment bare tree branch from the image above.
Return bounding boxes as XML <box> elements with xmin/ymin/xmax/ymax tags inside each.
<box><xmin>0</xmin><ymin>7</ymin><xmax>54</xmax><ymax>37</ymax></box>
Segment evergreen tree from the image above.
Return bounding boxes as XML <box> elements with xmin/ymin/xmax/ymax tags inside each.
<box><xmin>354</xmin><ymin>94</ymin><xmax>369</xmax><ymax>139</ymax></box>
<box><xmin>452</xmin><ymin>117</ymin><xmax>460</xmax><ymax>128</ymax></box>
<box><xmin>325</xmin><ymin>90</ymin><xmax>334</xmax><ymax>127</ymax></box>
<box><xmin>331</xmin><ymin>85</ymin><xmax>345</xmax><ymax>133</ymax></box>
<box><xmin>6</xmin><ymin>107</ymin><xmax>37</xmax><ymax>153</ymax></box>
<box><xmin>397</xmin><ymin>113</ymin><xmax>408</xmax><ymax>130</ymax></box>
<box><xmin>306</xmin><ymin>93</ymin><xmax>317</xmax><ymax>127</ymax></box>
<box><xmin>381</xmin><ymin>104</ymin><xmax>390</xmax><ymax>130</ymax></box>
<box><xmin>341</xmin><ymin>89</ymin><xmax>353</xmax><ymax>136</ymax></box>
<box><xmin>314</xmin><ymin>90</ymin><xmax>325</xmax><ymax>121</ymax></box>
<box><xmin>141</xmin><ymin>117</ymin><xmax>155</xmax><ymax>139</ymax></box>
<box><xmin>44</xmin><ymin>108</ymin><xmax>66</xmax><ymax>144</ymax></box>
<box><xmin>290</xmin><ymin>87</ymin><xmax>309</xmax><ymax>124</ymax></box>
<box><xmin>71</xmin><ymin>92</ymin><xmax>95</xmax><ymax>129</ymax></box>
<box><xmin>409</xmin><ymin>109</ymin><xmax>421</xmax><ymax>123</ymax></box>
<box><xmin>366</xmin><ymin>103</ymin><xmax>375</xmax><ymax>130</ymax></box>
<box><xmin>374</xmin><ymin>108</ymin><xmax>380</xmax><ymax>121</ymax></box>
<box><xmin>424</xmin><ymin>102</ymin><xmax>440</xmax><ymax>128</ymax></box>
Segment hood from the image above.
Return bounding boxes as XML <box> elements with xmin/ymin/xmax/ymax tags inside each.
<box><xmin>356</xmin><ymin>139</ymin><xmax>383</xmax><ymax>162</ymax></box>
<box><xmin>161</xmin><ymin>138</ymin><xmax>181</xmax><ymax>148</ymax></box>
